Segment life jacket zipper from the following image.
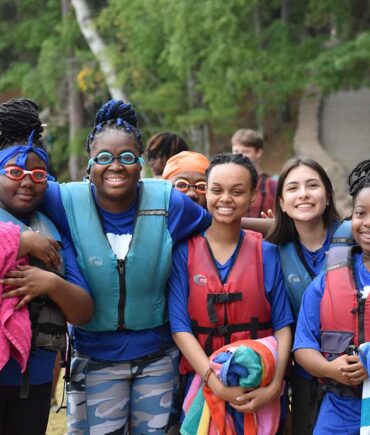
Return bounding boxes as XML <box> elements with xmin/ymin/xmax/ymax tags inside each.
<box><xmin>117</xmin><ymin>259</ymin><xmax>126</xmax><ymax>330</ymax></box>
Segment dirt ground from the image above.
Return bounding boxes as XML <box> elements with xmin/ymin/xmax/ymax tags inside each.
<box><xmin>47</xmin><ymin>374</ymin><xmax>67</xmax><ymax>435</ymax></box>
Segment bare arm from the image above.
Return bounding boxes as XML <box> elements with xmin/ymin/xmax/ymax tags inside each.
<box><xmin>295</xmin><ymin>348</ymin><xmax>367</xmax><ymax>386</ymax></box>
<box><xmin>231</xmin><ymin>325</ymin><xmax>292</xmax><ymax>413</ymax></box>
<box><xmin>172</xmin><ymin>331</ymin><xmax>249</xmax><ymax>405</ymax></box>
<box><xmin>18</xmin><ymin>231</ymin><xmax>61</xmax><ymax>269</ymax></box>
<box><xmin>241</xmin><ymin>218</ymin><xmax>274</xmax><ymax>237</ymax></box>
<box><xmin>1</xmin><ymin>265</ymin><xmax>94</xmax><ymax>325</ymax></box>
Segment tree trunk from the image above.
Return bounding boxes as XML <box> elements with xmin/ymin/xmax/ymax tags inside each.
<box><xmin>186</xmin><ymin>71</ymin><xmax>210</xmax><ymax>156</ymax></box>
<box><xmin>281</xmin><ymin>0</ymin><xmax>289</xmax><ymax>25</ymax></box>
<box><xmin>71</xmin><ymin>0</ymin><xmax>127</xmax><ymax>101</ymax></box>
<box><xmin>253</xmin><ymin>2</ymin><xmax>264</xmax><ymax>134</ymax></box>
<box><xmin>63</xmin><ymin>0</ymin><xmax>86</xmax><ymax>181</ymax></box>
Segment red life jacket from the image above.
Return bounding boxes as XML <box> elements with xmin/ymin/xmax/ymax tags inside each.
<box><xmin>320</xmin><ymin>246</ymin><xmax>370</xmax><ymax>397</ymax></box>
<box><xmin>179</xmin><ymin>230</ymin><xmax>272</xmax><ymax>375</ymax></box>
<box><xmin>247</xmin><ymin>174</ymin><xmax>277</xmax><ymax>218</ymax></box>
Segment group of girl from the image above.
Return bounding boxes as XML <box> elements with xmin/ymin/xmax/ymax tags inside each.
<box><xmin>0</xmin><ymin>97</ymin><xmax>368</xmax><ymax>435</ymax></box>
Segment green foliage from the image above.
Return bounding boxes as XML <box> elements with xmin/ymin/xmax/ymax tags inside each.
<box><xmin>0</xmin><ymin>0</ymin><xmax>369</xmax><ymax>169</ymax></box>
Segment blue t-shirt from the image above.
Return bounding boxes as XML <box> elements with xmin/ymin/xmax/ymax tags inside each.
<box><xmin>41</xmin><ymin>181</ymin><xmax>211</xmax><ymax>361</ymax></box>
<box><xmin>0</xmin><ymin>233</ymin><xmax>90</xmax><ymax>386</ymax></box>
<box><xmin>293</xmin><ymin>251</ymin><xmax>370</xmax><ymax>433</ymax></box>
<box><xmin>169</xmin><ymin>231</ymin><xmax>294</xmax><ymax>336</ymax></box>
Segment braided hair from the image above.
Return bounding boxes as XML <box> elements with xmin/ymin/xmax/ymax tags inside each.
<box><xmin>205</xmin><ymin>152</ymin><xmax>258</xmax><ymax>190</ymax></box>
<box><xmin>86</xmin><ymin>100</ymin><xmax>143</xmax><ymax>154</ymax></box>
<box><xmin>349</xmin><ymin>160</ymin><xmax>370</xmax><ymax>200</ymax></box>
<box><xmin>0</xmin><ymin>99</ymin><xmax>44</xmax><ymax>149</ymax></box>
<box><xmin>146</xmin><ymin>132</ymin><xmax>188</xmax><ymax>161</ymax></box>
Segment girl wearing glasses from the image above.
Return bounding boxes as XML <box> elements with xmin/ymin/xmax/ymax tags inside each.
<box><xmin>162</xmin><ymin>151</ymin><xmax>209</xmax><ymax>209</ymax></box>
<box><xmin>168</xmin><ymin>153</ymin><xmax>293</xmax><ymax>430</ymax></box>
<box><xmin>0</xmin><ymin>98</ymin><xmax>93</xmax><ymax>435</ymax></box>
<box><xmin>41</xmin><ymin>99</ymin><xmax>210</xmax><ymax>434</ymax></box>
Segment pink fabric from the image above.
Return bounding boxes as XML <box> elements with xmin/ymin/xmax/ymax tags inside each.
<box><xmin>0</xmin><ymin>222</ymin><xmax>31</xmax><ymax>373</ymax></box>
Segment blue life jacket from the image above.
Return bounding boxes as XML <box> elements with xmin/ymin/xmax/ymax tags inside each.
<box><xmin>60</xmin><ymin>179</ymin><xmax>173</xmax><ymax>332</ymax></box>
<box><xmin>0</xmin><ymin>208</ymin><xmax>62</xmax><ymax>243</ymax></box>
<box><xmin>279</xmin><ymin>220</ymin><xmax>353</xmax><ymax>319</ymax></box>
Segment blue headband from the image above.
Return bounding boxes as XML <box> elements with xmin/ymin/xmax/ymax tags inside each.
<box><xmin>0</xmin><ymin>131</ymin><xmax>55</xmax><ymax>181</ymax></box>
<box><xmin>0</xmin><ymin>131</ymin><xmax>50</xmax><ymax>169</ymax></box>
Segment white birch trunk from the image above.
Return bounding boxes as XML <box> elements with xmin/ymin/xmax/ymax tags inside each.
<box><xmin>71</xmin><ymin>0</ymin><xmax>127</xmax><ymax>101</ymax></box>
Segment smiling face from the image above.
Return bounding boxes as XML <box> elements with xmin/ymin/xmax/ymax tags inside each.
<box><xmin>352</xmin><ymin>187</ymin><xmax>370</xmax><ymax>258</ymax></box>
<box><xmin>206</xmin><ymin>163</ymin><xmax>256</xmax><ymax>226</ymax></box>
<box><xmin>89</xmin><ymin>129</ymin><xmax>141</xmax><ymax>212</ymax></box>
<box><xmin>279</xmin><ymin>164</ymin><xmax>328</xmax><ymax>226</ymax></box>
<box><xmin>0</xmin><ymin>152</ymin><xmax>48</xmax><ymax>218</ymax></box>
<box><xmin>169</xmin><ymin>170</ymin><xmax>207</xmax><ymax>208</ymax></box>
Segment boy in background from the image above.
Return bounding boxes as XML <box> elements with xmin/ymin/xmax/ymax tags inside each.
<box><xmin>231</xmin><ymin>129</ymin><xmax>277</xmax><ymax>217</ymax></box>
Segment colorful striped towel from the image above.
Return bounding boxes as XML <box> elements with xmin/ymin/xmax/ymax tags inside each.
<box><xmin>359</xmin><ymin>342</ymin><xmax>370</xmax><ymax>434</ymax></box>
<box><xmin>181</xmin><ymin>336</ymin><xmax>281</xmax><ymax>435</ymax></box>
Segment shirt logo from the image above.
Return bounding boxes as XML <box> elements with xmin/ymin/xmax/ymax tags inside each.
<box><xmin>88</xmin><ymin>256</ymin><xmax>104</xmax><ymax>267</ymax></box>
<box><xmin>193</xmin><ymin>274</ymin><xmax>207</xmax><ymax>286</ymax></box>
<box><xmin>287</xmin><ymin>273</ymin><xmax>300</xmax><ymax>284</ymax></box>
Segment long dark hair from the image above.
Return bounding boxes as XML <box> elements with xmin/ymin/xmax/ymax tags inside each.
<box><xmin>267</xmin><ymin>158</ymin><xmax>340</xmax><ymax>245</ymax></box>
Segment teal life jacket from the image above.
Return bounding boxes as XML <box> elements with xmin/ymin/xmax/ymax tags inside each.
<box><xmin>0</xmin><ymin>208</ymin><xmax>67</xmax><ymax>353</ymax></box>
<box><xmin>60</xmin><ymin>179</ymin><xmax>173</xmax><ymax>332</ymax></box>
<box><xmin>279</xmin><ymin>220</ymin><xmax>353</xmax><ymax>319</ymax></box>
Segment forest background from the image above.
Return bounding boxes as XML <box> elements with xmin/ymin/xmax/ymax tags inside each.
<box><xmin>0</xmin><ymin>0</ymin><xmax>369</xmax><ymax>181</ymax></box>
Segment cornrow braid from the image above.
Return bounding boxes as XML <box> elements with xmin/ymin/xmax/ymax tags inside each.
<box><xmin>146</xmin><ymin>132</ymin><xmax>188</xmax><ymax>161</ymax></box>
<box><xmin>206</xmin><ymin>152</ymin><xmax>258</xmax><ymax>190</ymax></box>
<box><xmin>0</xmin><ymin>99</ymin><xmax>44</xmax><ymax>149</ymax></box>
<box><xmin>86</xmin><ymin>100</ymin><xmax>143</xmax><ymax>154</ymax></box>
<box><xmin>349</xmin><ymin>160</ymin><xmax>370</xmax><ymax>199</ymax></box>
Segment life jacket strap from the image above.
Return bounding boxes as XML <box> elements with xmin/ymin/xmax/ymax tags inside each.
<box><xmin>206</xmin><ymin>292</ymin><xmax>242</xmax><ymax>323</ymax></box>
<box><xmin>193</xmin><ymin>318</ymin><xmax>272</xmax><ymax>355</ymax></box>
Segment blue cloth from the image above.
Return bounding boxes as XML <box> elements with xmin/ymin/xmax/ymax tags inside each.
<box><xmin>293</xmin><ymin>251</ymin><xmax>370</xmax><ymax>433</ymax></box>
<box><xmin>0</xmin><ymin>233</ymin><xmax>90</xmax><ymax>386</ymax></box>
<box><xmin>40</xmin><ymin>181</ymin><xmax>211</xmax><ymax>361</ymax></box>
<box><xmin>0</xmin><ymin>133</ymin><xmax>53</xmax><ymax>181</ymax></box>
<box><xmin>169</xmin><ymin>232</ymin><xmax>294</xmax><ymax>335</ymax></box>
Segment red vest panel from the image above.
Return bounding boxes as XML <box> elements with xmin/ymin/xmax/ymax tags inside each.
<box><xmin>321</xmin><ymin>246</ymin><xmax>370</xmax><ymax>353</ymax></box>
<box><xmin>180</xmin><ymin>230</ymin><xmax>272</xmax><ymax>374</ymax></box>
<box><xmin>247</xmin><ymin>174</ymin><xmax>277</xmax><ymax>218</ymax></box>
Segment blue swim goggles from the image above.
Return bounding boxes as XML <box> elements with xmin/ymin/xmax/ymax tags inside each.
<box><xmin>87</xmin><ymin>151</ymin><xmax>145</xmax><ymax>171</ymax></box>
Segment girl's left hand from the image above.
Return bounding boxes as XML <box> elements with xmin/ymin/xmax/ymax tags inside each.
<box><xmin>339</xmin><ymin>354</ymin><xmax>368</xmax><ymax>385</ymax></box>
<box><xmin>0</xmin><ymin>265</ymin><xmax>56</xmax><ymax>309</ymax></box>
<box><xmin>229</xmin><ymin>381</ymin><xmax>280</xmax><ymax>413</ymax></box>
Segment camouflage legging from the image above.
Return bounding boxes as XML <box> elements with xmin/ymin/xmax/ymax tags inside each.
<box><xmin>67</xmin><ymin>348</ymin><xmax>179</xmax><ymax>434</ymax></box>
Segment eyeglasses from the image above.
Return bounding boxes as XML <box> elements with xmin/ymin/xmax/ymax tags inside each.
<box><xmin>88</xmin><ymin>151</ymin><xmax>144</xmax><ymax>169</ymax></box>
<box><xmin>0</xmin><ymin>166</ymin><xmax>51</xmax><ymax>183</ymax></box>
<box><xmin>173</xmin><ymin>179</ymin><xmax>207</xmax><ymax>194</ymax></box>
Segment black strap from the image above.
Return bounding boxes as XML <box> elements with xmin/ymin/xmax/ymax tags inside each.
<box><xmin>193</xmin><ymin>318</ymin><xmax>272</xmax><ymax>355</ymax></box>
<box><xmin>36</xmin><ymin>323</ymin><xmax>66</xmax><ymax>336</ymax></box>
<box><xmin>293</xmin><ymin>240</ymin><xmax>316</xmax><ymax>280</ymax></box>
<box><xmin>19</xmin><ymin>361</ymin><xmax>30</xmax><ymax>399</ymax></box>
<box><xmin>207</xmin><ymin>293</ymin><xmax>242</xmax><ymax>323</ymax></box>
<box><xmin>257</xmin><ymin>173</ymin><xmax>268</xmax><ymax>216</ymax></box>
<box><xmin>321</xmin><ymin>380</ymin><xmax>361</xmax><ymax>399</ymax></box>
